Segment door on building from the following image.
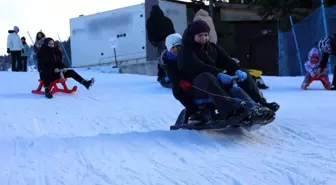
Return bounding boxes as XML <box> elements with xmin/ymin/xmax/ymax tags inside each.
<box><xmin>248</xmin><ymin>35</ymin><xmax>278</xmax><ymax>76</ymax></box>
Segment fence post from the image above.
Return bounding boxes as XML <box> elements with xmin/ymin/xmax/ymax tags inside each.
<box><xmin>289</xmin><ymin>16</ymin><xmax>303</xmax><ymax>75</ymax></box>
<box><xmin>320</xmin><ymin>0</ymin><xmax>331</xmax><ymax>74</ymax></box>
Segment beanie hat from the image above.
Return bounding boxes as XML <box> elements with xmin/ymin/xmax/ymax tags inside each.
<box><xmin>13</xmin><ymin>26</ymin><xmax>19</xmax><ymax>32</ymax></box>
<box><xmin>190</xmin><ymin>20</ymin><xmax>210</xmax><ymax>36</ymax></box>
<box><xmin>165</xmin><ymin>33</ymin><xmax>182</xmax><ymax>51</ymax></box>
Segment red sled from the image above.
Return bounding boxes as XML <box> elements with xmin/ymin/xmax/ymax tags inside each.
<box><xmin>32</xmin><ymin>78</ymin><xmax>78</xmax><ymax>95</ymax></box>
<box><xmin>301</xmin><ymin>76</ymin><xmax>331</xmax><ymax>90</ymax></box>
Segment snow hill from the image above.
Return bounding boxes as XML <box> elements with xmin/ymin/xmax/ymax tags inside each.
<box><xmin>0</xmin><ymin>68</ymin><xmax>335</xmax><ymax>185</ymax></box>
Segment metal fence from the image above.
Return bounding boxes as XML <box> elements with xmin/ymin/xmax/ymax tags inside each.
<box><xmin>278</xmin><ymin>5</ymin><xmax>336</xmax><ymax>76</ymax></box>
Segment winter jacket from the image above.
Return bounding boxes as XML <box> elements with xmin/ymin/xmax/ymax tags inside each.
<box><xmin>161</xmin><ymin>50</ymin><xmax>198</xmax><ymax>112</ymax></box>
<box><xmin>177</xmin><ymin>25</ymin><xmax>240</xmax><ymax>82</ymax></box>
<box><xmin>21</xmin><ymin>43</ymin><xmax>30</xmax><ymax>57</ymax></box>
<box><xmin>193</xmin><ymin>9</ymin><xmax>217</xmax><ymax>44</ymax></box>
<box><xmin>161</xmin><ymin>50</ymin><xmax>191</xmax><ymax>89</ymax></box>
<box><xmin>305</xmin><ymin>48</ymin><xmax>321</xmax><ymax>74</ymax></box>
<box><xmin>37</xmin><ymin>41</ymin><xmax>65</xmax><ymax>74</ymax></box>
<box><xmin>146</xmin><ymin>5</ymin><xmax>175</xmax><ymax>42</ymax></box>
<box><xmin>7</xmin><ymin>30</ymin><xmax>23</xmax><ymax>51</ymax></box>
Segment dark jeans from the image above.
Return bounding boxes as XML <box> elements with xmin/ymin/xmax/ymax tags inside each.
<box><xmin>10</xmin><ymin>51</ymin><xmax>21</xmax><ymax>71</ymax></box>
<box><xmin>41</xmin><ymin>69</ymin><xmax>84</xmax><ymax>88</ymax></box>
<box><xmin>21</xmin><ymin>56</ymin><xmax>28</xmax><ymax>72</ymax></box>
<box><xmin>192</xmin><ymin>73</ymin><xmax>243</xmax><ymax>118</ymax></box>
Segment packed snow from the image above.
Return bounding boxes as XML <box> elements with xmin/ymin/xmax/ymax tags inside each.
<box><xmin>0</xmin><ymin>68</ymin><xmax>335</xmax><ymax>185</ymax></box>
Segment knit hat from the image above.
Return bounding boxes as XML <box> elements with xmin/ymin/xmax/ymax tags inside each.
<box><xmin>13</xmin><ymin>26</ymin><xmax>19</xmax><ymax>32</ymax></box>
<box><xmin>165</xmin><ymin>33</ymin><xmax>182</xmax><ymax>51</ymax></box>
<box><xmin>190</xmin><ymin>20</ymin><xmax>210</xmax><ymax>36</ymax></box>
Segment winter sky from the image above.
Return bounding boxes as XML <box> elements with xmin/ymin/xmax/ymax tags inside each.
<box><xmin>0</xmin><ymin>0</ymin><xmax>144</xmax><ymax>55</ymax></box>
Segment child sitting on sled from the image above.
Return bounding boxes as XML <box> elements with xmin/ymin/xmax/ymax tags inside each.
<box><xmin>301</xmin><ymin>47</ymin><xmax>331</xmax><ymax>90</ymax></box>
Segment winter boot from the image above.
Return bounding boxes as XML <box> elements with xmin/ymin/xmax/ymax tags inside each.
<box><xmin>44</xmin><ymin>87</ymin><xmax>53</xmax><ymax>99</ymax></box>
<box><xmin>82</xmin><ymin>78</ymin><xmax>95</xmax><ymax>90</ymax></box>
<box><xmin>242</xmin><ymin>106</ymin><xmax>275</xmax><ymax>125</ymax></box>
<box><xmin>259</xmin><ymin>98</ymin><xmax>280</xmax><ymax>112</ymax></box>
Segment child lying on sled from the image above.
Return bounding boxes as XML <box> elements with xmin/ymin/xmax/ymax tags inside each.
<box><xmin>301</xmin><ymin>47</ymin><xmax>331</xmax><ymax>90</ymax></box>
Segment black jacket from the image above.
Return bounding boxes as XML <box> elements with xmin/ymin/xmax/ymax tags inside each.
<box><xmin>161</xmin><ymin>51</ymin><xmax>191</xmax><ymax>89</ymax></box>
<box><xmin>146</xmin><ymin>6</ymin><xmax>175</xmax><ymax>42</ymax></box>
<box><xmin>177</xmin><ymin>25</ymin><xmax>240</xmax><ymax>81</ymax></box>
<box><xmin>37</xmin><ymin>45</ymin><xmax>65</xmax><ymax>73</ymax></box>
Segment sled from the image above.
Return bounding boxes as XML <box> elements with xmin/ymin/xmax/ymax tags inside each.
<box><xmin>301</xmin><ymin>76</ymin><xmax>331</xmax><ymax>90</ymax></box>
<box><xmin>32</xmin><ymin>78</ymin><xmax>78</xmax><ymax>95</ymax></box>
<box><xmin>170</xmin><ymin>98</ymin><xmax>276</xmax><ymax>132</ymax></box>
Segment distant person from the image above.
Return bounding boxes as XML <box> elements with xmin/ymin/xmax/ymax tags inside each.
<box><xmin>317</xmin><ymin>34</ymin><xmax>336</xmax><ymax>90</ymax></box>
<box><xmin>146</xmin><ymin>5</ymin><xmax>175</xmax><ymax>81</ymax></box>
<box><xmin>34</xmin><ymin>31</ymin><xmax>46</xmax><ymax>55</ymax></box>
<box><xmin>301</xmin><ymin>47</ymin><xmax>331</xmax><ymax>90</ymax></box>
<box><xmin>193</xmin><ymin>9</ymin><xmax>217</xmax><ymax>44</ymax></box>
<box><xmin>7</xmin><ymin>26</ymin><xmax>24</xmax><ymax>71</ymax></box>
<box><xmin>21</xmin><ymin>37</ymin><xmax>29</xmax><ymax>72</ymax></box>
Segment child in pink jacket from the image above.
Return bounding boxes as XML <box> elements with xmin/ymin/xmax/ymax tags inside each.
<box><xmin>301</xmin><ymin>47</ymin><xmax>331</xmax><ymax>90</ymax></box>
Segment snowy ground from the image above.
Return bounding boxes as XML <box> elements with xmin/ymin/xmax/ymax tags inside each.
<box><xmin>0</xmin><ymin>69</ymin><xmax>336</xmax><ymax>185</ymax></box>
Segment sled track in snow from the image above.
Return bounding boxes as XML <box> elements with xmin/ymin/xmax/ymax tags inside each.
<box><xmin>1</xmin><ymin>72</ymin><xmax>336</xmax><ymax>185</ymax></box>
<box><xmin>1</xmin><ymin>126</ymin><xmax>336</xmax><ymax>185</ymax></box>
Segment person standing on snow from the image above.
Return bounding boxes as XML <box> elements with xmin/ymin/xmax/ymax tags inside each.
<box><xmin>34</xmin><ymin>31</ymin><xmax>46</xmax><ymax>55</ymax></box>
<box><xmin>7</xmin><ymin>26</ymin><xmax>24</xmax><ymax>72</ymax></box>
<box><xmin>21</xmin><ymin>37</ymin><xmax>30</xmax><ymax>72</ymax></box>
<box><xmin>317</xmin><ymin>34</ymin><xmax>336</xmax><ymax>90</ymax></box>
<box><xmin>193</xmin><ymin>9</ymin><xmax>217</xmax><ymax>44</ymax></box>
<box><xmin>146</xmin><ymin>5</ymin><xmax>175</xmax><ymax>82</ymax></box>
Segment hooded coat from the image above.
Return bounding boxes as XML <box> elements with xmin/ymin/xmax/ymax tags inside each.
<box><xmin>7</xmin><ymin>30</ymin><xmax>23</xmax><ymax>51</ymax></box>
<box><xmin>37</xmin><ymin>38</ymin><xmax>65</xmax><ymax>81</ymax></box>
<box><xmin>146</xmin><ymin>5</ymin><xmax>175</xmax><ymax>42</ymax></box>
<box><xmin>177</xmin><ymin>24</ymin><xmax>240</xmax><ymax>82</ymax></box>
<box><xmin>193</xmin><ymin>9</ymin><xmax>217</xmax><ymax>44</ymax></box>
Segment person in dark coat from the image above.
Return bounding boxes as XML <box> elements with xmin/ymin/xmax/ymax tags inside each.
<box><xmin>177</xmin><ymin>20</ymin><xmax>274</xmax><ymax>121</ymax></box>
<box><xmin>37</xmin><ymin>37</ymin><xmax>95</xmax><ymax>99</ymax></box>
<box><xmin>146</xmin><ymin>5</ymin><xmax>176</xmax><ymax>82</ymax></box>
<box><xmin>161</xmin><ymin>33</ymin><xmax>205</xmax><ymax>122</ymax></box>
<box><xmin>317</xmin><ymin>34</ymin><xmax>336</xmax><ymax>90</ymax></box>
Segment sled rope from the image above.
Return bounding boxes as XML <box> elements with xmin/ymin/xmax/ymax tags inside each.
<box><xmin>191</xmin><ymin>84</ymin><xmax>259</xmax><ymax>106</ymax></box>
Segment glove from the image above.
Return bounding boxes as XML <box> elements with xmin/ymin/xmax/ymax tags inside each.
<box><xmin>217</xmin><ymin>73</ymin><xmax>232</xmax><ymax>85</ymax></box>
<box><xmin>235</xmin><ymin>70</ymin><xmax>247</xmax><ymax>81</ymax></box>
<box><xmin>310</xmin><ymin>72</ymin><xmax>316</xmax><ymax>77</ymax></box>
<box><xmin>7</xmin><ymin>48</ymin><xmax>10</xmax><ymax>54</ymax></box>
<box><xmin>180</xmin><ymin>80</ymin><xmax>192</xmax><ymax>91</ymax></box>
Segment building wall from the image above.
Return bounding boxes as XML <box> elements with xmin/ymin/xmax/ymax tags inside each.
<box><xmin>70</xmin><ymin>4</ymin><xmax>147</xmax><ymax>67</ymax></box>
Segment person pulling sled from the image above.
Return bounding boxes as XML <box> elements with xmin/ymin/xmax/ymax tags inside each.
<box><xmin>317</xmin><ymin>34</ymin><xmax>336</xmax><ymax>90</ymax></box>
<box><xmin>169</xmin><ymin>20</ymin><xmax>276</xmax><ymax>131</ymax></box>
<box><xmin>301</xmin><ymin>47</ymin><xmax>331</xmax><ymax>90</ymax></box>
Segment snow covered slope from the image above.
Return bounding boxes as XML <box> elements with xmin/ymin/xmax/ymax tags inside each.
<box><xmin>0</xmin><ymin>70</ymin><xmax>335</xmax><ymax>185</ymax></box>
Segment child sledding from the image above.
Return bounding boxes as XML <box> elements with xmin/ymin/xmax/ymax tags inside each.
<box><xmin>301</xmin><ymin>47</ymin><xmax>331</xmax><ymax>90</ymax></box>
